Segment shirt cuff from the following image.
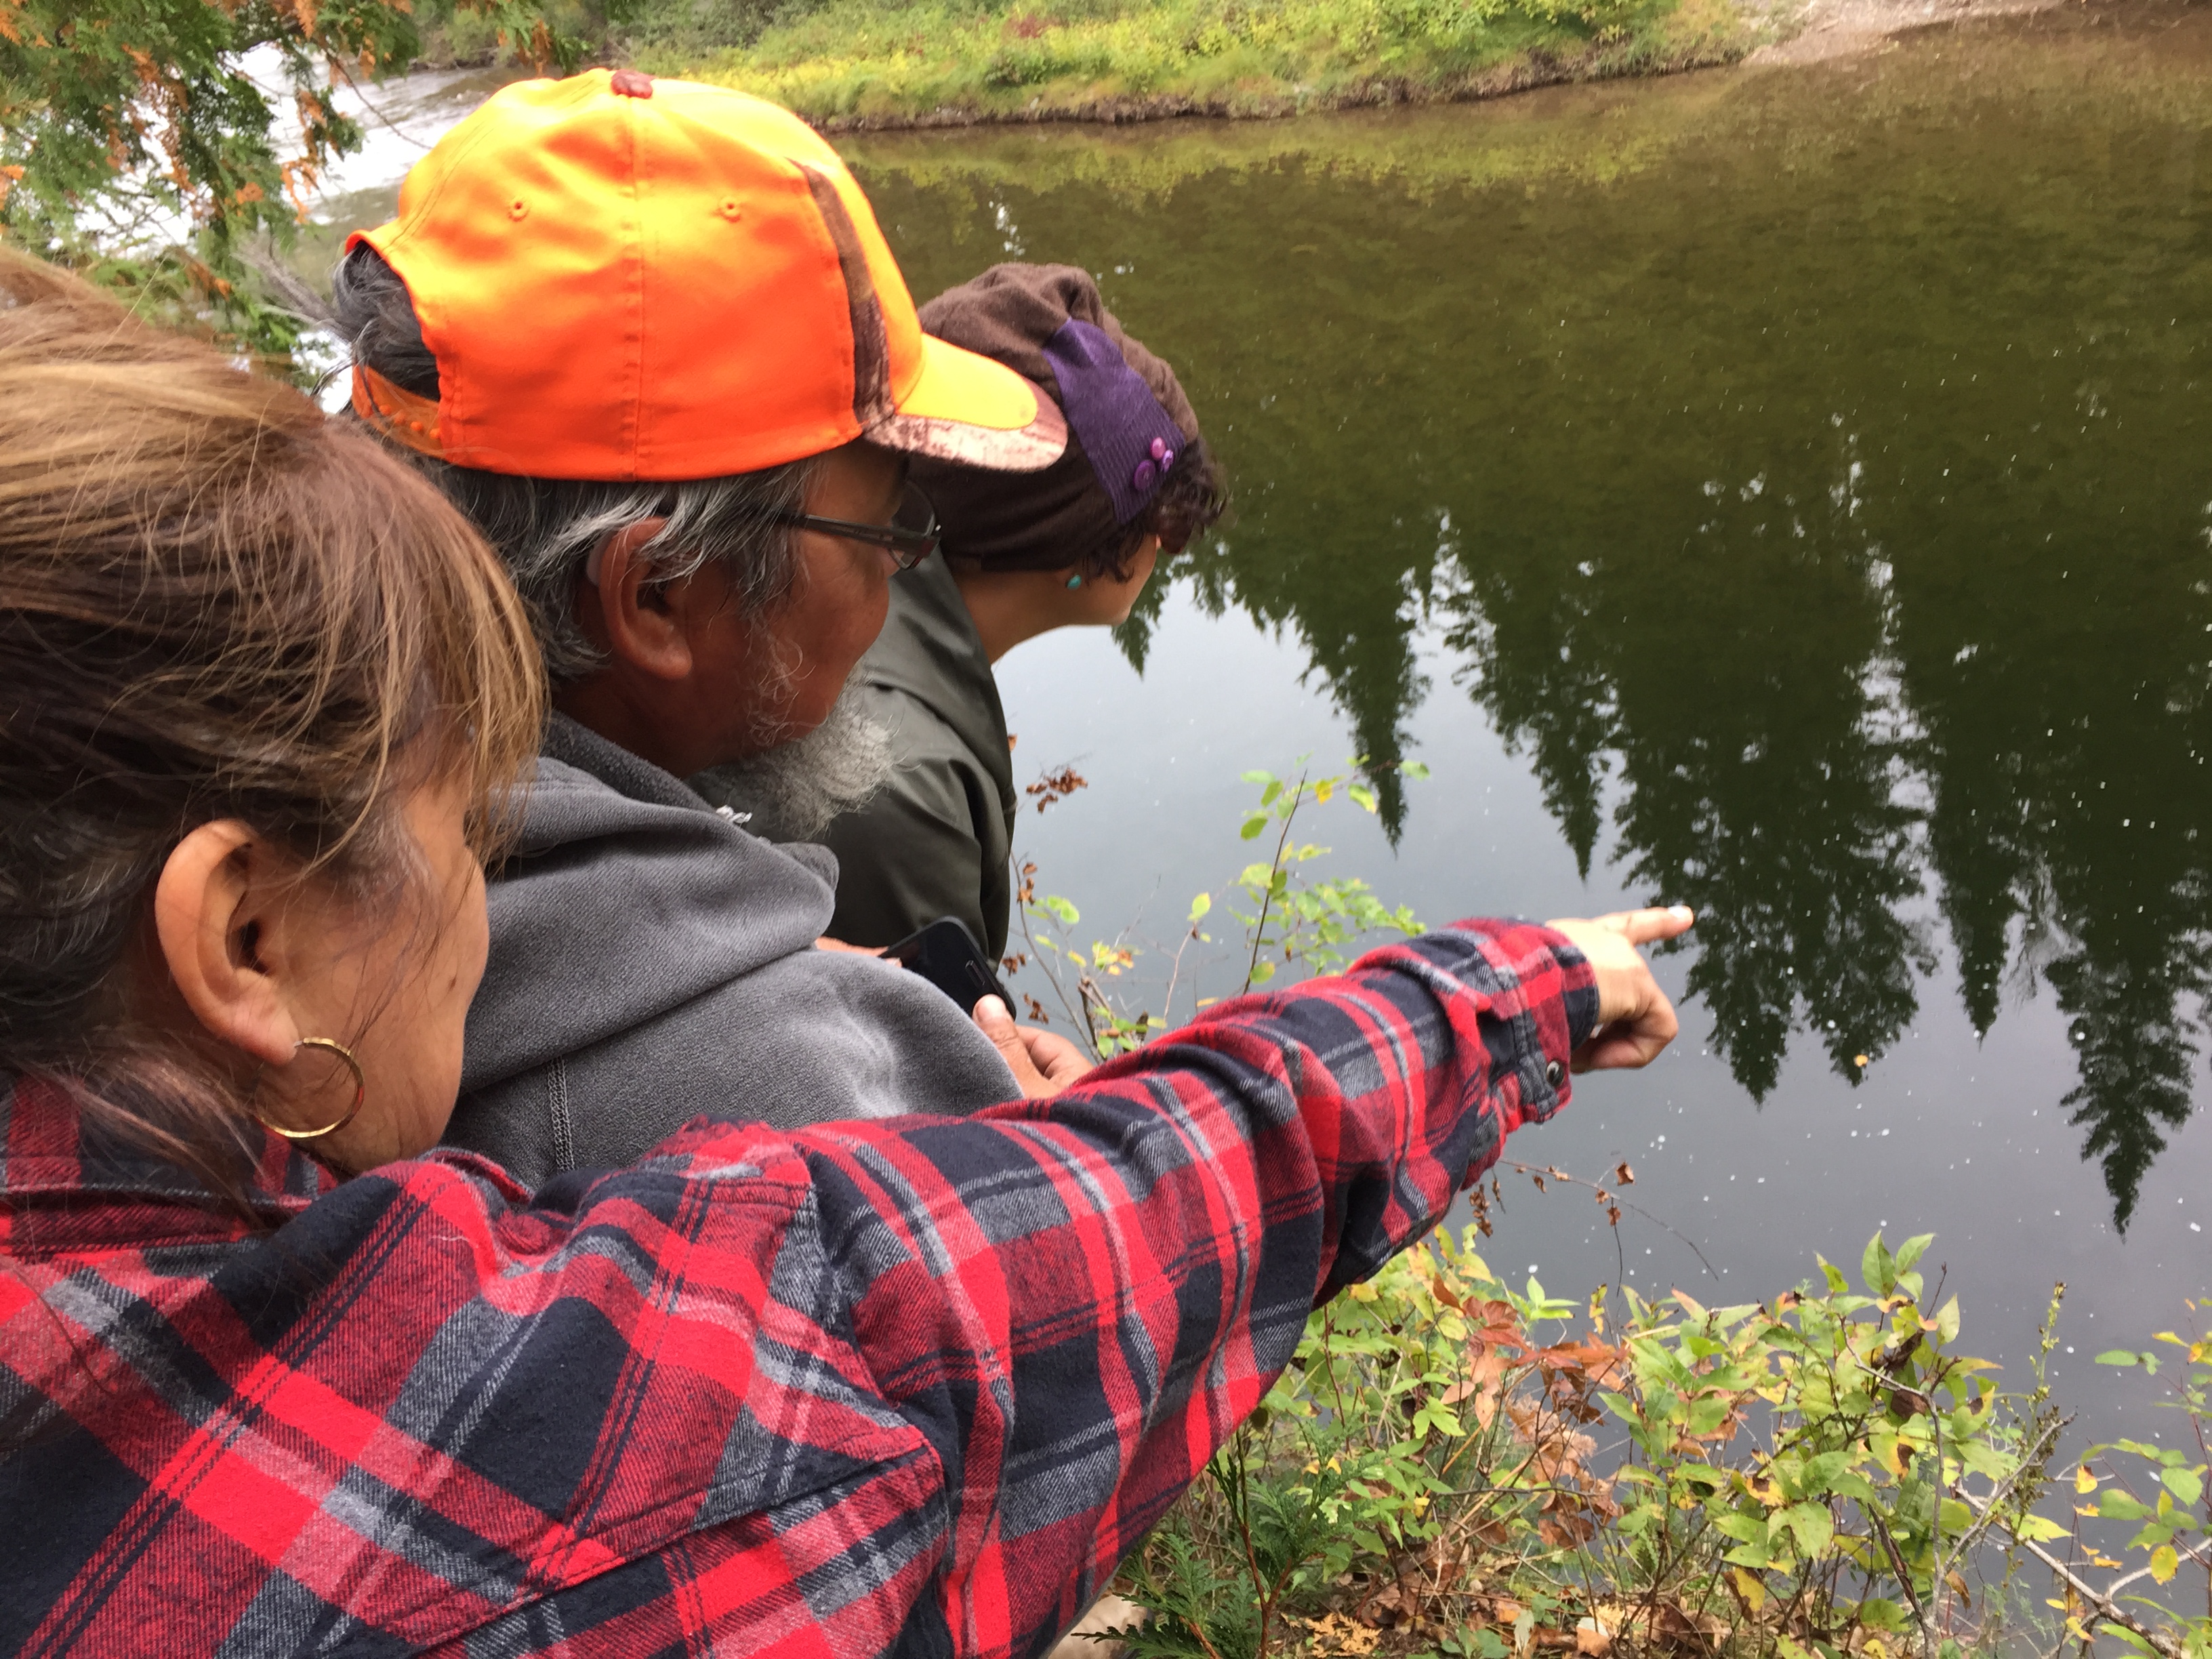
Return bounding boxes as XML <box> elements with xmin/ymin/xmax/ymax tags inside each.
<box><xmin>1444</xmin><ymin>918</ymin><xmax>1599</xmax><ymax>1130</ymax></box>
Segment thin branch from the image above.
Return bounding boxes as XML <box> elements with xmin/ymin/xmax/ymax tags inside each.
<box><xmin>1869</xmin><ymin>1507</ymin><xmax>1933</xmax><ymax>1646</ymax></box>
<box><xmin>1241</xmin><ymin>773</ymin><xmax>1306</xmax><ymax>996</ymax></box>
<box><xmin>325</xmin><ymin>56</ymin><xmax>437</xmax><ymax>151</ymax></box>
<box><xmin>1934</xmin><ymin>1414</ymin><xmax>2064</xmax><ymax>1588</ymax></box>
<box><xmin>1502</xmin><ymin>1162</ymin><xmax>1723</xmax><ymax>1286</ymax></box>
<box><xmin>1955</xmin><ymin>1488</ymin><xmax>2189</xmax><ymax>1659</ymax></box>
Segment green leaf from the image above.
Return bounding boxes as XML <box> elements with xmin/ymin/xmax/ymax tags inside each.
<box><xmin>1399</xmin><ymin>760</ymin><xmax>1431</xmax><ymax>780</ymax></box>
<box><xmin>1782</xmin><ymin>1502</ymin><xmax>1835</xmax><ymax>1558</ymax></box>
<box><xmin>1347</xmin><ymin>784</ymin><xmax>1378</xmax><ymax>813</ymax></box>
<box><xmin>1040</xmin><ymin>895</ymin><xmax>1080</xmax><ymax>925</ymax></box>
<box><xmin>2095</xmin><ymin>1491</ymin><xmax>2154</xmax><ymax>1521</ymax></box>
<box><xmin>1933</xmin><ymin>1295</ymin><xmax>1961</xmax><ymax>1345</ymax></box>
<box><xmin>1240</xmin><ymin>813</ymin><xmax>1268</xmax><ymax>840</ymax></box>
<box><xmin>1862</xmin><ymin>1232</ymin><xmax>1897</xmax><ymax>1296</ymax></box>
<box><xmin>1248</xmin><ymin>960</ymin><xmax>1275</xmax><ymax>985</ymax></box>
<box><xmin>2096</xmin><ymin>1350</ymin><xmax>2149</xmax><ymax>1367</ymax></box>
<box><xmin>1797</xmin><ymin>1451</ymin><xmax>1850</xmax><ymax>1494</ymax></box>
<box><xmin>1240</xmin><ymin>770</ymin><xmax>1274</xmax><ymax>786</ymax></box>
<box><xmin>1187</xmin><ymin>892</ymin><xmax>1212</xmax><ymax>924</ymax></box>
<box><xmin>2160</xmin><ymin>1467</ymin><xmax>2204</xmax><ymax>1507</ymax></box>
<box><xmin>1818</xmin><ymin>1256</ymin><xmax>1849</xmax><ymax>1296</ymax></box>
<box><xmin>1830</xmin><ymin>1471</ymin><xmax>1879</xmax><ymax>1504</ymax></box>
<box><xmin>1858</xmin><ymin>1599</ymin><xmax>1909</xmax><ymax>1633</ymax></box>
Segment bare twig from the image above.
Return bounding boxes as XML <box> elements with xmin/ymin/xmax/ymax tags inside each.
<box><xmin>1870</xmin><ymin>1505</ymin><xmax>1933</xmax><ymax>1644</ymax></box>
<box><xmin>1957</xmin><ymin>1488</ymin><xmax>2190</xmax><ymax>1659</ymax></box>
<box><xmin>1934</xmin><ymin>1414</ymin><xmax>2064</xmax><ymax>1589</ymax></box>
<box><xmin>1502</xmin><ymin>1162</ymin><xmax>1724</xmax><ymax>1286</ymax></box>
<box><xmin>325</xmin><ymin>56</ymin><xmax>437</xmax><ymax>151</ymax></box>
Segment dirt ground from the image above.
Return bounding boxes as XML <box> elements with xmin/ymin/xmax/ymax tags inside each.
<box><xmin>1745</xmin><ymin>0</ymin><xmax>2068</xmax><ymax>64</ymax></box>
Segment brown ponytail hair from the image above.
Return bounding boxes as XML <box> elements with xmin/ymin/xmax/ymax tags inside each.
<box><xmin>0</xmin><ymin>249</ymin><xmax>546</xmax><ymax>1212</ymax></box>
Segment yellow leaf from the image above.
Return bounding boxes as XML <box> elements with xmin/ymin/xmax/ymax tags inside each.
<box><xmin>2150</xmin><ymin>1544</ymin><xmax>2179</xmax><ymax>1584</ymax></box>
<box><xmin>1316</xmin><ymin>778</ymin><xmax>1334</xmax><ymax>803</ymax></box>
<box><xmin>1731</xmin><ymin>1568</ymin><xmax>1767</xmax><ymax>1614</ymax></box>
<box><xmin>2075</xmin><ymin>1464</ymin><xmax>2099</xmax><ymax>1494</ymax></box>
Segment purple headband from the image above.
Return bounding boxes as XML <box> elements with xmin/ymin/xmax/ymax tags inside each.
<box><xmin>1040</xmin><ymin>318</ymin><xmax>1185</xmax><ymax>525</ymax></box>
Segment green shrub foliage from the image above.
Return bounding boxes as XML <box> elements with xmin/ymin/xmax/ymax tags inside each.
<box><xmin>1106</xmin><ymin>1242</ymin><xmax>2209</xmax><ymax>1659</ymax></box>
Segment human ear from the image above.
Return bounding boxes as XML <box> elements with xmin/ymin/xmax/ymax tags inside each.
<box><xmin>577</xmin><ymin>517</ymin><xmax>693</xmax><ymax>682</ymax></box>
<box><xmin>152</xmin><ymin>821</ymin><xmax>301</xmax><ymax>1069</ymax></box>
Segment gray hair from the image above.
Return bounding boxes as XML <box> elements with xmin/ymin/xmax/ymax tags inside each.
<box><xmin>331</xmin><ymin>245</ymin><xmax>813</xmax><ymax>689</ymax></box>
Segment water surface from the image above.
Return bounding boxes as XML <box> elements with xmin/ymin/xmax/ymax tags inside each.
<box><xmin>839</xmin><ymin>1</ymin><xmax>2212</xmax><ymax>1435</ymax></box>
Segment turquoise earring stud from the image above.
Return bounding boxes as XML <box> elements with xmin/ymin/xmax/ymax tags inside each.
<box><xmin>1065</xmin><ymin>573</ymin><xmax>1084</xmax><ymax>590</ymax></box>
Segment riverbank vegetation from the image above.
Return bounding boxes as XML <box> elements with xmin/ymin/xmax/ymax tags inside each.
<box><xmin>639</xmin><ymin>0</ymin><xmax>1754</xmax><ymax>127</ymax></box>
<box><xmin>1017</xmin><ymin>769</ymin><xmax>2211</xmax><ymax>1659</ymax></box>
<box><xmin>1113</xmin><ymin>1227</ymin><xmax>2210</xmax><ymax>1659</ymax></box>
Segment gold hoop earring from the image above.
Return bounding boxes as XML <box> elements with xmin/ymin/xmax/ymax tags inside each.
<box><xmin>254</xmin><ymin>1038</ymin><xmax>366</xmax><ymax>1143</ymax></box>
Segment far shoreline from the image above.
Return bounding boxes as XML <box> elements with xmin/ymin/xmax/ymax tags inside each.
<box><xmin>597</xmin><ymin>0</ymin><xmax>2083</xmax><ymax>138</ymax></box>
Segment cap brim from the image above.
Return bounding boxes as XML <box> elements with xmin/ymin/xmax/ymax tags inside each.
<box><xmin>867</xmin><ymin>333</ymin><xmax>1067</xmax><ymax>472</ymax></box>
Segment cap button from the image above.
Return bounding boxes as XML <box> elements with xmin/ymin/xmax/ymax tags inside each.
<box><xmin>610</xmin><ymin>68</ymin><xmax>654</xmax><ymax>98</ymax></box>
<box><xmin>1131</xmin><ymin>459</ymin><xmax>1158</xmax><ymax>491</ymax></box>
<box><xmin>1149</xmin><ymin>436</ymin><xmax>1168</xmax><ymax>462</ymax></box>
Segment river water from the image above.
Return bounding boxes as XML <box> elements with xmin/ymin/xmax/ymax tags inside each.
<box><xmin>310</xmin><ymin>3</ymin><xmax>2211</xmax><ymax>1441</ymax></box>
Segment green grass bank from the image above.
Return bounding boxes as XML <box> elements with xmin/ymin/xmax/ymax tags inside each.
<box><xmin>626</xmin><ymin>0</ymin><xmax>1757</xmax><ymax>130</ymax></box>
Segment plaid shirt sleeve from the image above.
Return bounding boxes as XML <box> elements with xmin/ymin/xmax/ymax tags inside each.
<box><xmin>0</xmin><ymin>920</ymin><xmax>1593</xmax><ymax>1659</ymax></box>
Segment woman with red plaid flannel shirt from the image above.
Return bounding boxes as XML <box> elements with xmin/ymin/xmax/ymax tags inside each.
<box><xmin>0</xmin><ymin>258</ymin><xmax>1690</xmax><ymax>1656</ymax></box>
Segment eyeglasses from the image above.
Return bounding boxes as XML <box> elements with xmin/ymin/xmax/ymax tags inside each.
<box><xmin>752</xmin><ymin>480</ymin><xmax>941</xmax><ymax>572</ymax></box>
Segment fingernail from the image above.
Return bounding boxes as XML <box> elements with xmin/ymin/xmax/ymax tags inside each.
<box><xmin>1670</xmin><ymin>905</ymin><xmax>1696</xmax><ymax>921</ymax></box>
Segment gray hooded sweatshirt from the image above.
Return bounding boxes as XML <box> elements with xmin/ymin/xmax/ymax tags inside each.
<box><xmin>447</xmin><ymin>716</ymin><xmax>1019</xmax><ymax>1187</ymax></box>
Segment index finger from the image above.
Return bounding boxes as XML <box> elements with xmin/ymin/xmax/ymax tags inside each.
<box><xmin>1591</xmin><ymin>905</ymin><xmax>1696</xmax><ymax>946</ymax></box>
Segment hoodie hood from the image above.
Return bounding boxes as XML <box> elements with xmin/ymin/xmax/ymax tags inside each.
<box><xmin>462</xmin><ymin>716</ymin><xmax>846</xmax><ymax>1093</ymax></box>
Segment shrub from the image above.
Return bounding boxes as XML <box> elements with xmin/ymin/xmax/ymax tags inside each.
<box><xmin>1107</xmin><ymin>1240</ymin><xmax>2211</xmax><ymax>1659</ymax></box>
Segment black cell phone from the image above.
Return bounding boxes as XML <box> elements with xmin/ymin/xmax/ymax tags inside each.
<box><xmin>884</xmin><ymin>916</ymin><xmax>1012</xmax><ymax>1014</ymax></box>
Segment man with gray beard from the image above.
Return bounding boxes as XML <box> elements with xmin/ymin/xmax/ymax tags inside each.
<box><xmin>334</xmin><ymin>73</ymin><xmax>1086</xmax><ymax>1183</ymax></box>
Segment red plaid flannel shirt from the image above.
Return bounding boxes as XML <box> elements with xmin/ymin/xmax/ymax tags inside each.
<box><xmin>0</xmin><ymin>921</ymin><xmax>1593</xmax><ymax>1657</ymax></box>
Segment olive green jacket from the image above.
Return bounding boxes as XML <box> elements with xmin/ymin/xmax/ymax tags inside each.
<box><xmin>817</xmin><ymin>552</ymin><xmax>1019</xmax><ymax>959</ymax></box>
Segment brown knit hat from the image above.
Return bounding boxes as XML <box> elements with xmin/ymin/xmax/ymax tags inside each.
<box><xmin>912</xmin><ymin>263</ymin><xmax>1213</xmax><ymax>573</ymax></box>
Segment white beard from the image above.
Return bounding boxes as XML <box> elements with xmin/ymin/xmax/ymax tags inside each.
<box><xmin>690</xmin><ymin>678</ymin><xmax>893</xmax><ymax>843</ymax></box>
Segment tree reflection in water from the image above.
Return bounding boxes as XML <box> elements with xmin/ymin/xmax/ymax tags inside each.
<box><xmin>851</xmin><ymin>1</ymin><xmax>2212</xmax><ymax>1225</ymax></box>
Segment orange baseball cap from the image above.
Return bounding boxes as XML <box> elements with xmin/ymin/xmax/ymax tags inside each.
<box><xmin>346</xmin><ymin>69</ymin><xmax>1065</xmax><ymax>481</ymax></box>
